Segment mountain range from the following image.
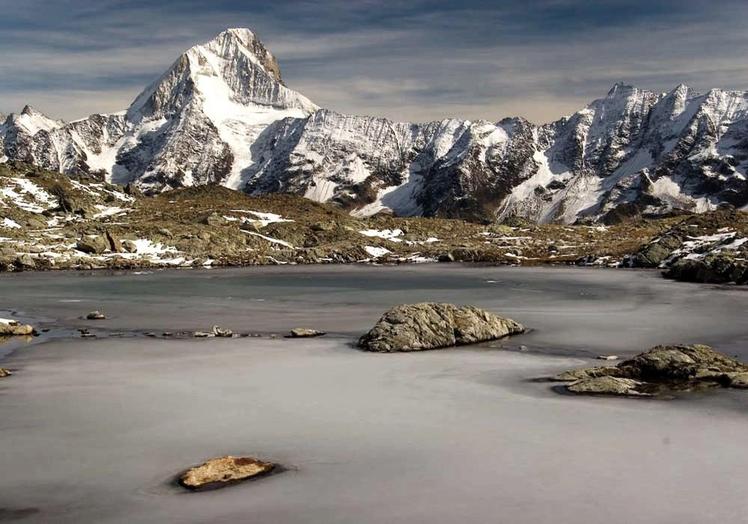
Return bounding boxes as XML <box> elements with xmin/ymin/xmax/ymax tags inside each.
<box><xmin>1</xmin><ymin>28</ymin><xmax>746</xmax><ymax>223</ymax></box>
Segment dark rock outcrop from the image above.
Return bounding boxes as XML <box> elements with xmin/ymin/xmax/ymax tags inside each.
<box><xmin>359</xmin><ymin>303</ymin><xmax>524</xmax><ymax>352</ymax></box>
<box><xmin>664</xmin><ymin>252</ymin><xmax>748</xmax><ymax>284</ymax></box>
<box><xmin>631</xmin><ymin>234</ymin><xmax>683</xmax><ymax>267</ymax></box>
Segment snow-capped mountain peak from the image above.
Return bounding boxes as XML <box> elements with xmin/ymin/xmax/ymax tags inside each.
<box><xmin>128</xmin><ymin>27</ymin><xmax>316</xmax><ymax>122</ymax></box>
<box><xmin>0</xmin><ymin>28</ymin><xmax>319</xmax><ymax>190</ymax></box>
<box><xmin>7</xmin><ymin>105</ymin><xmax>62</xmax><ymax>136</ymax></box>
<box><xmin>1</xmin><ymin>30</ymin><xmax>746</xmax><ymax>223</ymax></box>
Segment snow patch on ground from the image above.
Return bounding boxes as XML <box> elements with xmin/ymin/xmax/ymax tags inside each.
<box><xmin>2</xmin><ymin>218</ymin><xmax>21</xmax><ymax>229</ymax></box>
<box><xmin>359</xmin><ymin>228</ymin><xmax>403</xmax><ymax>242</ymax></box>
<box><xmin>364</xmin><ymin>246</ymin><xmax>391</xmax><ymax>258</ymax></box>
<box><xmin>93</xmin><ymin>205</ymin><xmax>128</xmax><ymax>218</ymax></box>
<box><xmin>665</xmin><ymin>231</ymin><xmax>746</xmax><ymax>264</ymax></box>
<box><xmin>0</xmin><ymin>178</ymin><xmax>56</xmax><ymax>213</ymax></box>
<box><xmin>242</xmin><ymin>230</ymin><xmax>295</xmax><ymax>248</ymax></box>
<box><xmin>228</xmin><ymin>210</ymin><xmax>292</xmax><ymax>227</ymax></box>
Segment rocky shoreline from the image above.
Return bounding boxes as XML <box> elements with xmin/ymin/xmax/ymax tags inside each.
<box><xmin>551</xmin><ymin>344</ymin><xmax>748</xmax><ymax>397</ymax></box>
<box><xmin>1</xmin><ymin>163</ymin><xmax>746</xmax><ymax>284</ymax></box>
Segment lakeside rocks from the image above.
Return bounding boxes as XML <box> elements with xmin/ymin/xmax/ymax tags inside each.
<box><xmin>664</xmin><ymin>252</ymin><xmax>748</xmax><ymax>285</ymax></box>
<box><xmin>192</xmin><ymin>326</ymin><xmax>234</xmax><ymax>337</ymax></box>
<box><xmin>358</xmin><ymin>303</ymin><xmax>524</xmax><ymax>352</ymax></box>
<box><xmin>76</xmin><ymin>235</ymin><xmax>109</xmax><ymax>255</ymax></box>
<box><xmin>1</xmin><ymin>163</ymin><xmax>746</xmax><ymax>283</ymax></box>
<box><xmin>631</xmin><ymin>234</ymin><xmax>683</xmax><ymax>268</ymax></box>
<box><xmin>211</xmin><ymin>325</ymin><xmax>233</xmax><ymax>338</ymax></box>
<box><xmin>566</xmin><ymin>376</ymin><xmax>650</xmax><ymax>396</ymax></box>
<box><xmin>287</xmin><ymin>328</ymin><xmax>326</xmax><ymax>338</ymax></box>
<box><xmin>555</xmin><ymin>344</ymin><xmax>748</xmax><ymax>397</ymax></box>
<box><xmin>178</xmin><ymin>456</ymin><xmax>275</xmax><ymax>491</ymax></box>
<box><xmin>0</xmin><ymin>319</ymin><xmax>36</xmax><ymax>336</ymax></box>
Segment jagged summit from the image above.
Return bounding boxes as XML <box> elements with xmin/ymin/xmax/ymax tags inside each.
<box><xmin>0</xmin><ymin>28</ymin><xmax>746</xmax><ymax>223</ymax></box>
<box><xmin>128</xmin><ymin>28</ymin><xmax>316</xmax><ymax>121</ymax></box>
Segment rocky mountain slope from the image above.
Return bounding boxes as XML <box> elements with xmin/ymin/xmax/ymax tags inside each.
<box><xmin>2</xmin><ymin>162</ymin><xmax>744</xmax><ymax>283</ymax></box>
<box><xmin>1</xmin><ymin>29</ymin><xmax>746</xmax><ymax>223</ymax></box>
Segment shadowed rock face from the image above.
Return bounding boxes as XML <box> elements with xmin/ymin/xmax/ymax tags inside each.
<box><xmin>358</xmin><ymin>303</ymin><xmax>524</xmax><ymax>352</ymax></box>
<box><xmin>178</xmin><ymin>456</ymin><xmax>275</xmax><ymax>491</ymax></box>
<box><xmin>554</xmin><ymin>344</ymin><xmax>748</xmax><ymax>397</ymax></box>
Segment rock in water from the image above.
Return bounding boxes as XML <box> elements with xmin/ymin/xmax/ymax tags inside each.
<box><xmin>178</xmin><ymin>456</ymin><xmax>275</xmax><ymax>491</ymax></box>
<box><xmin>86</xmin><ymin>311</ymin><xmax>106</xmax><ymax>320</ymax></box>
<box><xmin>288</xmin><ymin>328</ymin><xmax>326</xmax><ymax>338</ymax></box>
<box><xmin>0</xmin><ymin>368</ymin><xmax>12</xmax><ymax>378</ymax></box>
<box><xmin>0</xmin><ymin>318</ymin><xmax>36</xmax><ymax>336</ymax></box>
<box><xmin>726</xmin><ymin>373</ymin><xmax>748</xmax><ymax>388</ymax></box>
<box><xmin>211</xmin><ymin>325</ymin><xmax>233</xmax><ymax>338</ymax></box>
<box><xmin>566</xmin><ymin>376</ymin><xmax>650</xmax><ymax>397</ymax></box>
<box><xmin>552</xmin><ymin>366</ymin><xmax>623</xmax><ymax>382</ymax></box>
<box><xmin>555</xmin><ymin>344</ymin><xmax>748</xmax><ymax>397</ymax></box>
<box><xmin>358</xmin><ymin>303</ymin><xmax>524</xmax><ymax>352</ymax></box>
<box><xmin>617</xmin><ymin>344</ymin><xmax>745</xmax><ymax>380</ymax></box>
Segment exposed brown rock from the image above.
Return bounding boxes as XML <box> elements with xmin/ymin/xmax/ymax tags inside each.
<box><xmin>566</xmin><ymin>376</ymin><xmax>651</xmax><ymax>397</ymax></box>
<box><xmin>556</xmin><ymin>344</ymin><xmax>748</xmax><ymax>397</ymax></box>
<box><xmin>76</xmin><ymin>235</ymin><xmax>108</xmax><ymax>255</ymax></box>
<box><xmin>105</xmin><ymin>231</ymin><xmax>122</xmax><ymax>253</ymax></box>
<box><xmin>359</xmin><ymin>303</ymin><xmax>524</xmax><ymax>352</ymax></box>
<box><xmin>0</xmin><ymin>319</ymin><xmax>35</xmax><ymax>336</ymax></box>
<box><xmin>178</xmin><ymin>456</ymin><xmax>275</xmax><ymax>491</ymax></box>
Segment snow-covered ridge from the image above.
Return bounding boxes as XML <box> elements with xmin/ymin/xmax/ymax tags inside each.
<box><xmin>1</xmin><ymin>28</ymin><xmax>747</xmax><ymax>223</ymax></box>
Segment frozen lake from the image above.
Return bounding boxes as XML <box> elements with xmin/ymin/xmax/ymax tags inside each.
<box><xmin>0</xmin><ymin>265</ymin><xmax>747</xmax><ymax>523</ymax></box>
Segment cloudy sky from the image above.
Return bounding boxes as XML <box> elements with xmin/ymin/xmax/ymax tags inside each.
<box><xmin>1</xmin><ymin>0</ymin><xmax>747</xmax><ymax>124</ymax></box>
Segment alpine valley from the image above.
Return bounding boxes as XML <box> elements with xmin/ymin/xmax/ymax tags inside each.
<box><xmin>1</xmin><ymin>28</ymin><xmax>746</xmax><ymax>224</ymax></box>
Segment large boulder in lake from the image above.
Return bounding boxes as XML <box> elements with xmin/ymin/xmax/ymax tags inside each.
<box><xmin>178</xmin><ymin>456</ymin><xmax>275</xmax><ymax>491</ymax></box>
<box><xmin>617</xmin><ymin>344</ymin><xmax>745</xmax><ymax>380</ymax></box>
<box><xmin>0</xmin><ymin>319</ymin><xmax>35</xmax><ymax>336</ymax></box>
<box><xmin>358</xmin><ymin>303</ymin><xmax>524</xmax><ymax>352</ymax></box>
<box><xmin>555</xmin><ymin>344</ymin><xmax>748</xmax><ymax>397</ymax></box>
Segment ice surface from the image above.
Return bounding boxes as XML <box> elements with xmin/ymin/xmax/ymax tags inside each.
<box><xmin>0</xmin><ymin>265</ymin><xmax>747</xmax><ymax>523</ymax></box>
